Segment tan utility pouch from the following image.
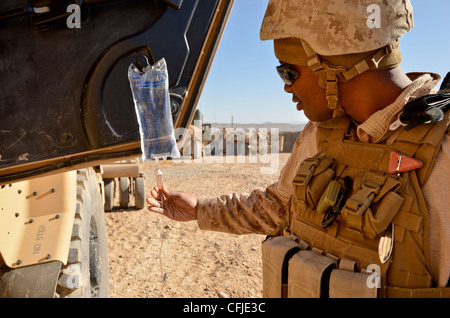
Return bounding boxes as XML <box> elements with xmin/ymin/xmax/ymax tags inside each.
<box><xmin>293</xmin><ymin>156</ymin><xmax>335</xmax><ymax>209</ymax></box>
<box><xmin>341</xmin><ymin>172</ymin><xmax>405</xmax><ymax>239</ymax></box>
<box><xmin>287</xmin><ymin>250</ymin><xmax>337</xmax><ymax>298</ymax></box>
<box><xmin>329</xmin><ymin>269</ymin><xmax>377</xmax><ymax>298</ymax></box>
<box><xmin>262</xmin><ymin>236</ymin><xmax>301</xmax><ymax>298</ymax></box>
<box><xmin>292</xmin><ymin>156</ymin><xmax>336</xmax><ymax>226</ymax></box>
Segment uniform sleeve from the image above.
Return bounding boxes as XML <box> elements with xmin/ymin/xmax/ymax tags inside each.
<box><xmin>196</xmin><ymin>122</ymin><xmax>319</xmax><ymax>235</ymax></box>
<box><xmin>196</xmin><ymin>183</ymin><xmax>289</xmax><ymax>235</ymax></box>
<box><xmin>422</xmin><ymin>129</ymin><xmax>450</xmax><ymax>287</ymax></box>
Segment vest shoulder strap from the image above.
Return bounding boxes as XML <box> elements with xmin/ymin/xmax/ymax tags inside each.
<box><xmin>316</xmin><ymin>115</ymin><xmax>350</xmax><ymax>150</ymax></box>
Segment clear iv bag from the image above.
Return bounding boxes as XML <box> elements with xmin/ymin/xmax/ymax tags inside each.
<box><xmin>128</xmin><ymin>57</ymin><xmax>180</xmax><ymax>161</ymax></box>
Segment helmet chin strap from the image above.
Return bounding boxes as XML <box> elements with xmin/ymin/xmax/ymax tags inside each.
<box><xmin>300</xmin><ymin>40</ymin><xmax>396</xmax><ymax>118</ymax></box>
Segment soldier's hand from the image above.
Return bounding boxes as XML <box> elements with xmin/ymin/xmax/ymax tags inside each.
<box><xmin>146</xmin><ymin>185</ymin><xmax>197</xmax><ymax>222</ymax></box>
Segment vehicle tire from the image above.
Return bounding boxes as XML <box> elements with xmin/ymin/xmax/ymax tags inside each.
<box><xmin>56</xmin><ymin>168</ymin><xmax>110</xmax><ymax>298</ymax></box>
<box><xmin>135</xmin><ymin>177</ymin><xmax>146</xmax><ymax>209</ymax></box>
<box><xmin>119</xmin><ymin>177</ymin><xmax>130</xmax><ymax>209</ymax></box>
<box><xmin>104</xmin><ymin>178</ymin><xmax>115</xmax><ymax>212</ymax></box>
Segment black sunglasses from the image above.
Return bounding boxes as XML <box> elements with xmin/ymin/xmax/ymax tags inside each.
<box><xmin>276</xmin><ymin>63</ymin><xmax>299</xmax><ymax>86</ymax></box>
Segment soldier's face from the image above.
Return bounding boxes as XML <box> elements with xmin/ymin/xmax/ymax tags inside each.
<box><xmin>283</xmin><ymin>65</ymin><xmax>334</xmax><ymax>122</ymax></box>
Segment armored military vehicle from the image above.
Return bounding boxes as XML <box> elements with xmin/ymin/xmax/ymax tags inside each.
<box><xmin>0</xmin><ymin>0</ymin><xmax>234</xmax><ymax>297</ymax></box>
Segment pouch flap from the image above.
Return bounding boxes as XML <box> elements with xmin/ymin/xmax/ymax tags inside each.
<box><xmin>287</xmin><ymin>250</ymin><xmax>337</xmax><ymax>298</ymax></box>
<box><xmin>329</xmin><ymin>269</ymin><xmax>377</xmax><ymax>298</ymax></box>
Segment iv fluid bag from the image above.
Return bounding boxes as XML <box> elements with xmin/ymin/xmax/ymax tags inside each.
<box><xmin>128</xmin><ymin>58</ymin><xmax>180</xmax><ymax>161</ymax></box>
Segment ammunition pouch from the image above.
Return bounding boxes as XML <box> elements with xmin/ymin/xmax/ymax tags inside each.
<box><xmin>262</xmin><ymin>237</ymin><xmax>378</xmax><ymax>298</ymax></box>
<box><xmin>288</xmin><ymin>250</ymin><xmax>337</xmax><ymax>298</ymax></box>
<box><xmin>292</xmin><ymin>156</ymin><xmax>336</xmax><ymax>227</ymax></box>
<box><xmin>329</xmin><ymin>268</ymin><xmax>377</xmax><ymax>298</ymax></box>
<box><xmin>262</xmin><ymin>236</ymin><xmax>300</xmax><ymax>298</ymax></box>
<box><xmin>341</xmin><ymin>171</ymin><xmax>405</xmax><ymax>239</ymax></box>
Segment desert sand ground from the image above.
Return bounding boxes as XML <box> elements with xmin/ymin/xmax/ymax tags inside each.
<box><xmin>105</xmin><ymin>153</ymin><xmax>290</xmax><ymax>298</ymax></box>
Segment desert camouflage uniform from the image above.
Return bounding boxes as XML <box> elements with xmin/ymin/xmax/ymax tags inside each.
<box><xmin>259</xmin><ymin>0</ymin><xmax>414</xmax><ymax>55</ymax></box>
<box><xmin>196</xmin><ymin>73</ymin><xmax>450</xmax><ymax>287</ymax></box>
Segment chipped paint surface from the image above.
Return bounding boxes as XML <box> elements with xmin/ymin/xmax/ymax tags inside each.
<box><xmin>18</xmin><ymin>153</ymin><xmax>30</xmax><ymax>161</ymax></box>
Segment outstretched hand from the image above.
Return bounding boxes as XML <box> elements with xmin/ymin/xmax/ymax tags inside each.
<box><xmin>146</xmin><ymin>185</ymin><xmax>198</xmax><ymax>222</ymax></box>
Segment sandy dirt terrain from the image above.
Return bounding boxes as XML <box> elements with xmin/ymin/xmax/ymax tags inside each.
<box><xmin>105</xmin><ymin>153</ymin><xmax>290</xmax><ymax>298</ymax></box>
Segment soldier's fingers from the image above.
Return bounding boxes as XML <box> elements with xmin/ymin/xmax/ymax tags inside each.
<box><xmin>147</xmin><ymin>205</ymin><xmax>166</xmax><ymax>215</ymax></box>
<box><xmin>160</xmin><ymin>185</ymin><xmax>171</xmax><ymax>197</ymax></box>
<box><xmin>146</xmin><ymin>196</ymin><xmax>161</xmax><ymax>207</ymax></box>
<box><xmin>150</xmin><ymin>188</ymin><xmax>162</xmax><ymax>200</ymax></box>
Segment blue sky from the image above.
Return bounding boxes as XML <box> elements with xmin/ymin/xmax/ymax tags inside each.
<box><xmin>196</xmin><ymin>0</ymin><xmax>450</xmax><ymax>124</ymax></box>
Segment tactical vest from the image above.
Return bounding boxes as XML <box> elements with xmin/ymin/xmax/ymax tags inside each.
<box><xmin>262</xmin><ymin>114</ymin><xmax>449</xmax><ymax>298</ymax></box>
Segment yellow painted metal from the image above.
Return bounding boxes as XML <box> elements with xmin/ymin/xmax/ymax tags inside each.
<box><xmin>101</xmin><ymin>164</ymin><xmax>140</xmax><ymax>178</ymax></box>
<box><xmin>0</xmin><ymin>171</ymin><xmax>77</xmax><ymax>268</ymax></box>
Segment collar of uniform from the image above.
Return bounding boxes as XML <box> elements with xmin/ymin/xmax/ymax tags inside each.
<box><xmin>356</xmin><ymin>72</ymin><xmax>442</xmax><ymax>143</ymax></box>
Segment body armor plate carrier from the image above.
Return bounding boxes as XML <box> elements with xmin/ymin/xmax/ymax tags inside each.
<box><xmin>263</xmin><ymin>110</ymin><xmax>449</xmax><ymax>298</ymax></box>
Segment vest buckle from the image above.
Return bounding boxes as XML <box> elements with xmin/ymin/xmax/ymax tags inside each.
<box><xmin>293</xmin><ymin>158</ymin><xmax>321</xmax><ymax>187</ymax></box>
<box><xmin>344</xmin><ymin>181</ymin><xmax>381</xmax><ymax>216</ymax></box>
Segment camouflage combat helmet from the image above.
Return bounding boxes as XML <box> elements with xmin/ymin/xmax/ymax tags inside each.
<box><xmin>260</xmin><ymin>0</ymin><xmax>414</xmax><ymax>117</ymax></box>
